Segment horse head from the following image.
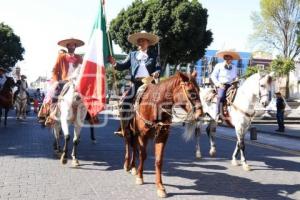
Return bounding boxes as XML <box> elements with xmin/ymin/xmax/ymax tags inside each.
<box><xmin>256</xmin><ymin>72</ymin><xmax>274</xmax><ymax>107</ymax></box>
<box><xmin>172</xmin><ymin>72</ymin><xmax>203</xmax><ymax>121</ymax></box>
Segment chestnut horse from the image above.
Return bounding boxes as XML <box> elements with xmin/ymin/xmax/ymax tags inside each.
<box><xmin>123</xmin><ymin>72</ymin><xmax>202</xmax><ymax>198</ymax></box>
<box><xmin>0</xmin><ymin>77</ymin><xmax>15</xmax><ymax>127</ymax></box>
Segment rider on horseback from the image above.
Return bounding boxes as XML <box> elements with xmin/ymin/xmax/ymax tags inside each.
<box><xmin>38</xmin><ymin>38</ymin><xmax>84</xmax><ymax>126</ymax></box>
<box><xmin>210</xmin><ymin>50</ymin><xmax>240</xmax><ymax>120</ymax></box>
<box><xmin>13</xmin><ymin>75</ymin><xmax>29</xmax><ymax>104</ymax></box>
<box><xmin>108</xmin><ymin>31</ymin><xmax>161</xmax><ymax>137</ymax></box>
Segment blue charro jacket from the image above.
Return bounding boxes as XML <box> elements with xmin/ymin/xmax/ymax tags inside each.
<box><xmin>115</xmin><ymin>51</ymin><xmax>161</xmax><ymax>82</ymax></box>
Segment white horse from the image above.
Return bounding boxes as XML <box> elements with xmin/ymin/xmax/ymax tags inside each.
<box><xmin>52</xmin><ymin>79</ymin><xmax>87</xmax><ymax>167</ymax></box>
<box><xmin>184</xmin><ymin>72</ymin><xmax>274</xmax><ymax>171</ymax></box>
<box><xmin>15</xmin><ymin>80</ymin><xmax>28</xmax><ymax>120</ymax></box>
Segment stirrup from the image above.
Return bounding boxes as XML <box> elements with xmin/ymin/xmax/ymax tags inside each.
<box><xmin>114</xmin><ymin>130</ymin><xmax>124</xmax><ymax>137</ymax></box>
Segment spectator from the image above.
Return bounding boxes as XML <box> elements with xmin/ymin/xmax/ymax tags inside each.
<box><xmin>275</xmin><ymin>91</ymin><xmax>285</xmax><ymax>132</ymax></box>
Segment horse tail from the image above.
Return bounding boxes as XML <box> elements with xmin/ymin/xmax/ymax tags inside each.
<box><xmin>182</xmin><ymin>121</ymin><xmax>200</xmax><ymax>142</ymax></box>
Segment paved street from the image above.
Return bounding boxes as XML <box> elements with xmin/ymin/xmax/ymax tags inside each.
<box><xmin>0</xmin><ymin>112</ymin><xmax>300</xmax><ymax>200</ymax></box>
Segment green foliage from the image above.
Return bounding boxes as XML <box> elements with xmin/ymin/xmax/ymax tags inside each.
<box><xmin>109</xmin><ymin>0</ymin><xmax>213</xmax><ymax>70</ymax></box>
<box><xmin>250</xmin><ymin>0</ymin><xmax>300</xmax><ymax>59</ymax></box>
<box><xmin>244</xmin><ymin>65</ymin><xmax>260</xmax><ymax>78</ymax></box>
<box><xmin>270</xmin><ymin>56</ymin><xmax>295</xmax><ymax>76</ymax></box>
<box><xmin>0</xmin><ymin>22</ymin><xmax>25</xmax><ymax>71</ymax></box>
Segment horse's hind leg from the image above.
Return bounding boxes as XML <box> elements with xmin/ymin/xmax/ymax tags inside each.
<box><xmin>53</xmin><ymin>125</ymin><xmax>61</xmax><ymax>156</ymax></box>
<box><xmin>4</xmin><ymin>108</ymin><xmax>9</xmax><ymax>127</ymax></box>
<box><xmin>207</xmin><ymin>121</ymin><xmax>217</xmax><ymax>157</ymax></box>
<box><xmin>90</xmin><ymin>126</ymin><xmax>97</xmax><ymax>143</ymax></box>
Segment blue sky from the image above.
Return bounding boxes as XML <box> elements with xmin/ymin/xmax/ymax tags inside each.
<box><xmin>0</xmin><ymin>0</ymin><xmax>260</xmax><ymax>82</ymax></box>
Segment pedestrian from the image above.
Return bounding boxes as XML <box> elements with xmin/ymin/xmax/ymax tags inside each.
<box><xmin>275</xmin><ymin>91</ymin><xmax>285</xmax><ymax>132</ymax></box>
<box><xmin>108</xmin><ymin>30</ymin><xmax>161</xmax><ymax>137</ymax></box>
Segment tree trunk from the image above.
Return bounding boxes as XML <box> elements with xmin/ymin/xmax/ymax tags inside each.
<box><xmin>285</xmin><ymin>74</ymin><xmax>290</xmax><ymax>99</ymax></box>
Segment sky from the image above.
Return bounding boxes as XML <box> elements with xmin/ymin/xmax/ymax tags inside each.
<box><xmin>0</xmin><ymin>0</ymin><xmax>260</xmax><ymax>82</ymax></box>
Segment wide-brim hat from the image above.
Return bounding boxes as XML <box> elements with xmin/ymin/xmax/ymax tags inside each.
<box><xmin>57</xmin><ymin>38</ymin><xmax>84</xmax><ymax>48</ymax></box>
<box><xmin>0</xmin><ymin>67</ymin><xmax>6</xmax><ymax>72</ymax></box>
<box><xmin>216</xmin><ymin>50</ymin><xmax>240</xmax><ymax>60</ymax></box>
<box><xmin>128</xmin><ymin>31</ymin><xmax>159</xmax><ymax>46</ymax></box>
<box><xmin>275</xmin><ymin>91</ymin><xmax>281</xmax><ymax>94</ymax></box>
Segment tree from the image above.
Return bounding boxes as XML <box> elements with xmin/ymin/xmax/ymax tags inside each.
<box><xmin>250</xmin><ymin>0</ymin><xmax>300</xmax><ymax>59</ymax></box>
<box><xmin>270</xmin><ymin>56</ymin><xmax>295</xmax><ymax>98</ymax></box>
<box><xmin>244</xmin><ymin>65</ymin><xmax>261</xmax><ymax>78</ymax></box>
<box><xmin>109</xmin><ymin>0</ymin><xmax>213</xmax><ymax>72</ymax></box>
<box><xmin>0</xmin><ymin>22</ymin><xmax>25</xmax><ymax>71</ymax></box>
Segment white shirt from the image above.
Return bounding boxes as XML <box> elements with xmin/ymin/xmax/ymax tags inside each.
<box><xmin>67</xmin><ymin>63</ymin><xmax>75</xmax><ymax>80</ymax></box>
<box><xmin>211</xmin><ymin>61</ymin><xmax>237</xmax><ymax>86</ymax></box>
<box><xmin>135</xmin><ymin>50</ymin><xmax>150</xmax><ymax>78</ymax></box>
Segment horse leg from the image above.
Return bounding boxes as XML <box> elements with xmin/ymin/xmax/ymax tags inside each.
<box><xmin>71</xmin><ymin>123</ymin><xmax>81</xmax><ymax>167</ymax></box>
<box><xmin>129</xmin><ymin>133</ymin><xmax>138</xmax><ymax>175</ymax></box>
<box><xmin>52</xmin><ymin>124</ymin><xmax>61</xmax><ymax>156</ymax></box>
<box><xmin>155</xmin><ymin>133</ymin><xmax>169</xmax><ymax>198</ymax></box>
<box><xmin>136</xmin><ymin>135</ymin><xmax>148</xmax><ymax>185</ymax></box>
<box><xmin>123</xmin><ymin>134</ymin><xmax>131</xmax><ymax>172</ymax></box>
<box><xmin>231</xmin><ymin>141</ymin><xmax>240</xmax><ymax>166</ymax></box>
<box><xmin>4</xmin><ymin>108</ymin><xmax>9</xmax><ymax>127</ymax></box>
<box><xmin>195</xmin><ymin>122</ymin><xmax>202</xmax><ymax>159</ymax></box>
<box><xmin>207</xmin><ymin>121</ymin><xmax>217</xmax><ymax>157</ymax></box>
<box><xmin>60</xmin><ymin>118</ymin><xmax>70</xmax><ymax>165</ymax></box>
<box><xmin>90</xmin><ymin>126</ymin><xmax>97</xmax><ymax>143</ymax></box>
<box><xmin>239</xmin><ymin>133</ymin><xmax>251</xmax><ymax>171</ymax></box>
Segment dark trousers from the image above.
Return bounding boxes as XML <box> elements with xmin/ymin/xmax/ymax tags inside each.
<box><xmin>276</xmin><ymin>110</ymin><xmax>285</xmax><ymax>131</ymax></box>
<box><xmin>120</xmin><ymin>80</ymin><xmax>143</xmax><ymax>113</ymax></box>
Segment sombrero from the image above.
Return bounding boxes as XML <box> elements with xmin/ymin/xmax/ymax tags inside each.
<box><xmin>216</xmin><ymin>50</ymin><xmax>240</xmax><ymax>60</ymax></box>
<box><xmin>275</xmin><ymin>91</ymin><xmax>281</xmax><ymax>94</ymax></box>
<box><xmin>57</xmin><ymin>38</ymin><xmax>84</xmax><ymax>48</ymax></box>
<box><xmin>128</xmin><ymin>31</ymin><xmax>159</xmax><ymax>46</ymax></box>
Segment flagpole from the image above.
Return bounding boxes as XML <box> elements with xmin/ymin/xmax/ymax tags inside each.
<box><xmin>102</xmin><ymin>0</ymin><xmax>125</xmax><ymax>136</ymax></box>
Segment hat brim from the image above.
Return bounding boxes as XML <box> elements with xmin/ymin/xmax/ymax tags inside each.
<box><xmin>58</xmin><ymin>38</ymin><xmax>84</xmax><ymax>48</ymax></box>
<box><xmin>128</xmin><ymin>32</ymin><xmax>159</xmax><ymax>46</ymax></box>
<box><xmin>216</xmin><ymin>51</ymin><xmax>240</xmax><ymax>60</ymax></box>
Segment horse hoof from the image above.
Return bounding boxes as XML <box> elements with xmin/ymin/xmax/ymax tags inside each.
<box><xmin>72</xmin><ymin>159</ymin><xmax>80</xmax><ymax>167</ymax></box>
<box><xmin>92</xmin><ymin>140</ymin><xmax>97</xmax><ymax>144</ymax></box>
<box><xmin>60</xmin><ymin>154</ymin><xmax>68</xmax><ymax>165</ymax></box>
<box><xmin>131</xmin><ymin>167</ymin><xmax>137</xmax><ymax>176</ymax></box>
<box><xmin>135</xmin><ymin>177</ymin><xmax>144</xmax><ymax>185</ymax></box>
<box><xmin>242</xmin><ymin>163</ymin><xmax>251</xmax><ymax>171</ymax></box>
<box><xmin>231</xmin><ymin>159</ymin><xmax>240</xmax><ymax>166</ymax></box>
<box><xmin>157</xmin><ymin>189</ymin><xmax>167</xmax><ymax>198</ymax></box>
<box><xmin>123</xmin><ymin>165</ymin><xmax>130</xmax><ymax>173</ymax></box>
<box><xmin>209</xmin><ymin>149</ymin><xmax>216</xmax><ymax>157</ymax></box>
<box><xmin>195</xmin><ymin>151</ymin><xmax>202</xmax><ymax>160</ymax></box>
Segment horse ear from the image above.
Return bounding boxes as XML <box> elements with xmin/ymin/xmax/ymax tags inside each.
<box><xmin>191</xmin><ymin>71</ymin><xmax>197</xmax><ymax>78</ymax></box>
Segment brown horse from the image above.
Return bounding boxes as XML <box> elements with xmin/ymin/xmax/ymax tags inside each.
<box><xmin>0</xmin><ymin>77</ymin><xmax>15</xmax><ymax>127</ymax></box>
<box><xmin>123</xmin><ymin>72</ymin><xmax>202</xmax><ymax>198</ymax></box>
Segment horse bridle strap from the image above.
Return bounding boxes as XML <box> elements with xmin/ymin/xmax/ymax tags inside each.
<box><xmin>231</xmin><ymin>103</ymin><xmax>255</xmax><ymax>118</ymax></box>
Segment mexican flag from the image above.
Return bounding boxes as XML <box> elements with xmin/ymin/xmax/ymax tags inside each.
<box><xmin>76</xmin><ymin>0</ymin><xmax>112</xmax><ymax>117</ymax></box>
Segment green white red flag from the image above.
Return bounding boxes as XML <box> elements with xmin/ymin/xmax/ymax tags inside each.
<box><xmin>76</xmin><ymin>0</ymin><xmax>112</xmax><ymax>117</ymax></box>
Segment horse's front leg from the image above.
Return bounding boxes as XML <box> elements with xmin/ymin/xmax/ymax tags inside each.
<box><xmin>71</xmin><ymin>123</ymin><xmax>82</xmax><ymax>167</ymax></box>
<box><xmin>206</xmin><ymin>121</ymin><xmax>217</xmax><ymax>157</ymax></box>
<box><xmin>136</xmin><ymin>135</ymin><xmax>148</xmax><ymax>185</ymax></box>
<box><xmin>60</xmin><ymin>117</ymin><xmax>70</xmax><ymax>165</ymax></box>
<box><xmin>155</xmin><ymin>132</ymin><xmax>169</xmax><ymax>198</ymax></box>
<box><xmin>239</xmin><ymin>133</ymin><xmax>251</xmax><ymax>171</ymax></box>
<box><xmin>129</xmin><ymin>134</ymin><xmax>138</xmax><ymax>175</ymax></box>
<box><xmin>195</xmin><ymin>122</ymin><xmax>202</xmax><ymax>159</ymax></box>
<box><xmin>90</xmin><ymin>126</ymin><xmax>97</xmax><ymax>143</ymax></box>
